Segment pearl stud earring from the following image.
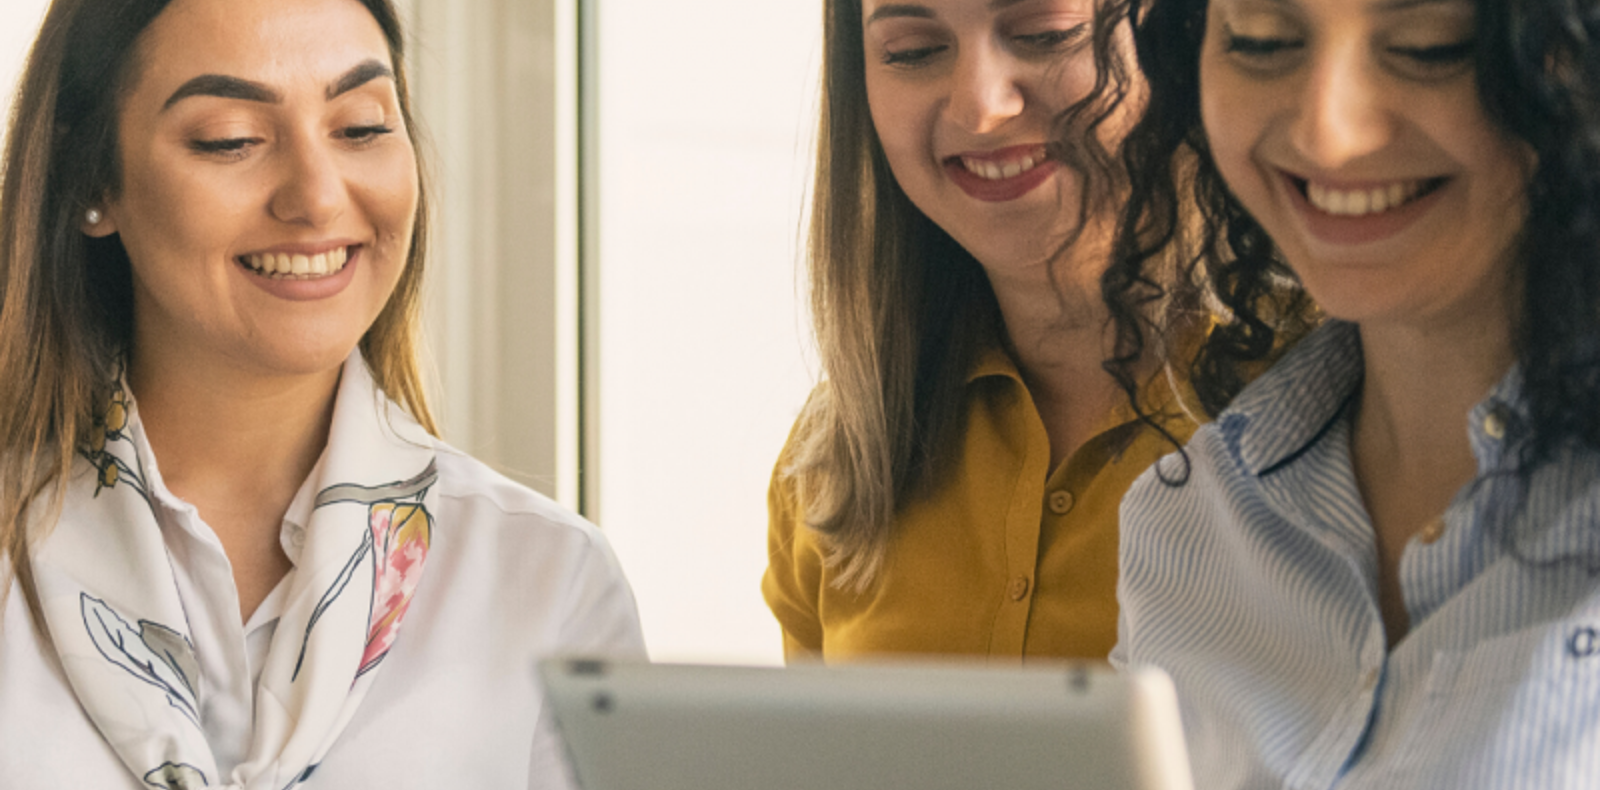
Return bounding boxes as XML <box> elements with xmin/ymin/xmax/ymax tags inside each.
<box><xmin>85</xmin><ymin>208</ymin><xmax>102</xmax><ymax>225</ymax></box>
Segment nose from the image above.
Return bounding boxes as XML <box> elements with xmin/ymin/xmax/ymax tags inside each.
<box><xmin>944</xmin><ymin>42</ymin><xmax>1025</xmax><ymax>135</ymax></box>
<box><xmin>1288</xmin><ymin>39</ymin><xmax>1396</xmax><ymax>169</ymax></box>
<box><xmin>269</xmin><ymin>131</ymin><xmax>346</xmax><ymax>227</ymax></box>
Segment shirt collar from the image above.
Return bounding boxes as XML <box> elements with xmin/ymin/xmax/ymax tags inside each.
<box><xmin>965</xmin><ymin>335</ymin><xmax>1202</xmax><ymax>438</ymax></box>
<box><xmin>1218</xmin><ymin>320</ymin><xmax>1362</xmax><ymax>477</ymax></box>
<box><xmin>1220</xmin><ymin>320</ymin><xmax>1600</xmax><ymax>562</ymax></box>
<box><xmin>119</xmin><ymin>350</ymin><xmax>405</xmax><ymax>569</ymax></box>
<box><xmin>966</xmin><ymin>343</ymin><xmax>1019</xmax><ymax>385</ymax></box>
<box><xmin>1222</xmin><ymin>320</ymin><xmax>1538</xmax><ymax>478</ymax></box>
<box><xmin>1466</xmin><ymin>365</ymin><xmax>1600</xmax><ymax>563</ymax></box>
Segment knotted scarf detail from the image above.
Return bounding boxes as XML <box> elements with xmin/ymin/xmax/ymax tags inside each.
<box><xmin>31</xmin><ymin>354</ymin><xmax>437</xmax><ymax>790</ymax></box>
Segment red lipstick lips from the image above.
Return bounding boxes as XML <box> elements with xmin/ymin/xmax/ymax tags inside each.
<box><xmin>945</xmin><ymin>145</ymin><xmax>1060</xmax><ymax>203</ymax></box>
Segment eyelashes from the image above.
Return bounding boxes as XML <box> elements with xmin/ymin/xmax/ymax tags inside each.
<box><xmin>1013</xmin><ymin>21</ymin><xmax>1091</xmax><ymax>52</ymax></box>
<box><xmin>883</xmin><ymin>45</ymin><xmax>947</xmax><ymax>66</ymax></box>
<box><xmin>1389</xmin><ymin>41</ymin><xmax>1475</xmax><ymax>64</ymax></box>
<box><xmin>1222</xmin><ymin>34</ymin><xmax>1300</xmax><ymax>57</ymax></box>
<box><xmin>880</xmin><ymin>21</ymin><xmax>1092</xmax><ymax>67</ymax></box>
<box><xmin>188</xmin><ymin>137</ymin><xmax>259</xmax><ymax>155</ymax></box>
<box><xmin>336</xmin><ymin>124</ymin><xmax>396</xmax><ymax>142</ymax></box>
<box><xmin>187</xmin><ymin>124</ymin><xmax>397</xmax><ymax>160</ymax></box>
<box><xmin>1221</xmin><ymin>28</ymin><xmax>1476</xmax><ymax>80</ymax></box>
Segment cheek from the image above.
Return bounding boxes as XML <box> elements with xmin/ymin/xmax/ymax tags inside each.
<box><xmin>356</xmin><ymin>146</ymin><xmax>420</xmax><ymax>247</ymax></box>
<box><xmin>116</xmin><ymin>157</ymin><xmax>237</xmax><ymax>272</ymax></box>
<box><xmin>866</xmin><ymin>73</ymin><xmax>927</xmax><ymax>168</ymax></box>
<box><xmin>1046</xmin><ymin>55</ymin><xmax>1099</xmax><ymax>112</ymax></box>
<box><xmin>1199</xmin><ymin>61</ymin><xmax>1270</xmax><ymax>207</ymax></box>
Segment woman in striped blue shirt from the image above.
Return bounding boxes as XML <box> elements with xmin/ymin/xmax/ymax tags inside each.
<box><xmin>1101</xmin><ymin>0</ymin><xmax>1600</xmax><ymax>786</ymax></box>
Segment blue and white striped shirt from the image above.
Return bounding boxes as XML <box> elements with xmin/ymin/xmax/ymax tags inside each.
<box><xmin>1113</xmin><ymin>321</ymin><xmax>1600</xmax><ymax>789</ymax></box>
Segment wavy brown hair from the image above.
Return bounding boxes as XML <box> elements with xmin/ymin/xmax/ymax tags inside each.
<box><xmin>1105</xmin><ymin>0</ymin><xmax>1600</xmax><ymax>483</ymax></box>
<box><xmin>1101</xmin><ymin>0</ymin><xmax>1318</xmax><ymax>431</ymax></box>
<box><xmin>0</xmin><ymin>0</ymin><xmax>435</xmax><ymax>634</ymax></box>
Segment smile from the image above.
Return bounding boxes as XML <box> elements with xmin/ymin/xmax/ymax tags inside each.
<box><xmin>1283</xmin><ymin>170</ymin><xmax>1453</xmax><ymax>247</ymax></box>
<box><xmin>945</xmin><ymin>144</ymin><xmax>1060</xmax><ymax>203</ymax></box>
<box><xmin>957</xmin><ymin>146</ymin><xmax>1049</xmax><ymax>181</ymax></box>
<box><xmin>1300</xmin><ymin>178</ymin><xmax>1446</xmax><ymax>217</ymax></box>
<box><xmin>239</xmin><ymin>246</ymin><xmax>352</xmax><ymax>279</ymax></box>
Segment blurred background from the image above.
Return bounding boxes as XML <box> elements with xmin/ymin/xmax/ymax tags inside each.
<box><xmin>0</xmin><ymin>0</ymin><xmax>823</xmax><ymax>666</ymax></box>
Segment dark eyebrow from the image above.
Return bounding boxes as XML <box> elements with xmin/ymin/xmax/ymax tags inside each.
<box><xmin>866</xmin><ymin>0</ymin><xmax>1042</xmax><ymax>23</ymax></box>
<box><xmin>1244</xmin><ymin>0</ymin><xmax>1471</xmax><ymax>10</ymax></box>
<box><xmin>160</xmin><ymin>59</ymin><xmax>394</xmax><ymax>112</ymax></box>
<box><xmin>163</xmin><ymin>74</ymin><xmax>279</xmax><ymax>110</ymax></box>
<box><xmin>866</xmin><ymin>3</ymin><xmax>934</xmax><ymax>22</ymax></box>
<box><xmin>326</xmin><ymin>59</ymin><xmax>394</xmax><ymax>100</ymax></box>
<box><xmin>1374</xmin><ymin>0</ymin><xmax>1469</xmax><ymax>9</ymax></box>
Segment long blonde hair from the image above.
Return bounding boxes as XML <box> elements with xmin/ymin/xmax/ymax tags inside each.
<box><xmin>782</xmin><ymin>0</ymin><xmax>1146</xmax><ymax>589</ymax></box>
<box><xmin>0</xmin><ymin>0</ymin><xmax>436</xmax><ymax>635</ymax></box>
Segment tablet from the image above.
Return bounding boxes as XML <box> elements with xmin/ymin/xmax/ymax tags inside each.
<box><xmin>538</xmin><ymin>659</ymin><xmax>1193</xmax><ymax>790</ymax></box>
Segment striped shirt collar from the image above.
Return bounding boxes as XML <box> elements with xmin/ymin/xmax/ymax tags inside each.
<box><xmin>1220</xmin><ymin>319</ymin><xmax>1600</xmax><ymax>564</ymax></box>
<box><xmin>1221</xmin><ymin>320</ymin><xmax>1536</xmax><ymax>478</ymax></box>
<box><xmin>1219</xmin><ymin>320</ymin><xmax>1364</xmax><ymax>477</ymax></box>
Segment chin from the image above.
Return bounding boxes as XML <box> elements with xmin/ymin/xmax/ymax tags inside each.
<box><xmin>231</xmin><ymin>336</ymin><xmax>365</xmax><ymax>380</ymax></box>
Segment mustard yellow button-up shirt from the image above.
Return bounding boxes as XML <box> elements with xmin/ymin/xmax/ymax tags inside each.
<box><xmin>763</xmin><ymin>347</ymin><xmax>1198</xmax><ymax>662</ymax></box>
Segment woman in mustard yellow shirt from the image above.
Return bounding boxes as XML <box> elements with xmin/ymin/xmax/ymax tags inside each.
<box><xmin>762</xmin><ymin>0</ymin><xmax>1237</xmax><ymax>662</ymax></box>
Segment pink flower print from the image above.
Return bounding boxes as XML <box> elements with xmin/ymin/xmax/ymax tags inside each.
<box><xmin>359</xmin><ymin>501</ymin><xmax>432</xmax><ymax>675</ymax></box>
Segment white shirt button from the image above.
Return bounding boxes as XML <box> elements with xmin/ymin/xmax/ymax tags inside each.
<box><xmin>1483</xmin><ymin>409</ymin><xmax>1507</xmax><ymax>440</ymax></box>
<box><xmin>1419</xmin><ymin>518</ymin><xmax>1446</xmax><ymax>545</ymax></box>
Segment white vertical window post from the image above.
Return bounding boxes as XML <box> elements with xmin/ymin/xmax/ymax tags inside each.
<box><xmin>589</xmin><ymin>0</ymin><xmax>822</xmax><ymax>665</ymax></box>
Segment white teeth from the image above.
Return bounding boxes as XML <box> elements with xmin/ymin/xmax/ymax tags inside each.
<box><xmin>960</xmin><ymin>151</ymin><xmax>1043</xmax><ymax>181</ymax></box>
<box><xmin>242</xmin><ymin>246</ymin><xmax>350</xmax><ymax>278</ymax></box>
<box><xmin>1346</xmin><ymin>190</ymin><xmax>1368</xmax><ymax>215</ymax></box>
<box><xmin>1306</xmin><ymin>180</ymin><xmax>1425</xmax><ymax>217</ymax></box>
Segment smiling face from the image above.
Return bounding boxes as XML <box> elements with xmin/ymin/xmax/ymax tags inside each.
<box><xmin>96</xmin><ymin>0</ymin><xmax>418</xmax><ymax>380</ymax></box>
<box><xmin>862</xmin><ymin>0</ymin><xmax>1103</xmax><ymax>273</ymax></box>
<box><xmin>1200</xmin><ymin>0</ymin><xmax>1532</xmax><ymax>328</ymax></box>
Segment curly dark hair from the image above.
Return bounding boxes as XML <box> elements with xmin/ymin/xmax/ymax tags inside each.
<box><xmin>1102</xmin><ymin>0</ymin><xmax>1600</xmax><ymax>474</ymax></box>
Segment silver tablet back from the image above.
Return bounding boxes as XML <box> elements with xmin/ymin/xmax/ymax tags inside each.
<box><xmin>538</xmin><ymin>659</ymin><xmax>1193</xmax><ymax>790</ymax></box>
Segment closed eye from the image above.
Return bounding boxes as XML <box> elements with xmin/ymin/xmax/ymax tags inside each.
<box><xmin>1384</xmin><ymin>39</ymin><xmax>1475</xmax><ymax>80</ymax></box>
<box><xmin>1389</xmin><ymin>40</ymin><xmax>1474</xmax><ymax>64</ymax></box>
<box><xmin>189</xmin><ymin>137</ymin><xmax>261</xmax><ymax>158</ymax></box>
<box><xmin>337</xmin><ymin>124</ymin><xmax>396</xmax><ymax>144</ymax></box>
<box><xmin>1013</xmin><ymin>22</ymin><xmax>1090</xmax><ymax>52</ymax></box>
<box><xmin>884</xmin><ymin>45</ymin><xmax>949</xmax><ymax>66</ymax></box>
<box><xmin>1224</xmin><ymin>34</ymin><xmax>1303</xmax><ymax>57</ymax></box>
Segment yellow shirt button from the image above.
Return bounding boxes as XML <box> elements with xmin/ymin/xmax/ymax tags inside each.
<box><xmin>1419</xmin><ymin>518</ymin><xmax>1446</xmax><ymax>545</ymax></box>
<box><xmin>1047</xmin><ymin>490</ymin><xmax>1075</xmax><ymax>516</ymax></box>
<box><xmin>1008</xmin><ymin>576</ymin><xmax>1031</xmax><ymax>601</ymax></box>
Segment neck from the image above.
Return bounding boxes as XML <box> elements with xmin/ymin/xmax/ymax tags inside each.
<box><xmin>1355</xmin><ymin>312</ymin><xmax>1514</xmax><ymax>478</ymax></box>
<box><xmin>128</xmin><ymin>350</ymin><xmax>341</xmax><ymax>504</ymax></box>
<box><xmin>981</xmin><ymin>228</ymin><xmax>1125</xmax><ymax>468</ymax></box>
<box><xmin>126</xmin><ymin>340</ymin><xmax>342</xmax><ymax>622</ymax></box>
<box><xmin>1352</xmin><ymin>306</ymin><xmax>1515</xmax><ymax>648</ymax></box>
